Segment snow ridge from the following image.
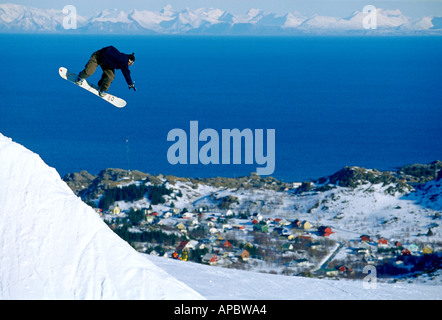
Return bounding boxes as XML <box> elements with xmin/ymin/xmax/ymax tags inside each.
<box><xmin>0</xmin><ymin>133</ymin><xmax>203</xmax><ymax>299</ymax></box>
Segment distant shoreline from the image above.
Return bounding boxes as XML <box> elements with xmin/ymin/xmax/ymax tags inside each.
<box><xmin>63</xmin><ymin>160</ymin><xmax>442</xmax><ymax>194</ymax></box>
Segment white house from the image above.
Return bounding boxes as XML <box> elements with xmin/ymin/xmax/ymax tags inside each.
<box><xmin>182</xmin><ymin>211</ymin><xmax>195</xmax><ymax>219</ymax></box>
<box><xmin>222</xmin><ymin>223</ymin><xmax>232</xmax><ymax>230</ymax></box>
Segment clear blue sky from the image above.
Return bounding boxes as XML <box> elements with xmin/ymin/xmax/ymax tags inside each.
<box><xmin>8</xmin><ymin>0</ymin><xmax>442</xmax><ymax>18</ymax></box>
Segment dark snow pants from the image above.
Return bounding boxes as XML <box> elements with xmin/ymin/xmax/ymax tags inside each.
<box><xmin>78</xmin><ymin>51</ymin><xmax>115</xmax><ymax>91</ymax></box>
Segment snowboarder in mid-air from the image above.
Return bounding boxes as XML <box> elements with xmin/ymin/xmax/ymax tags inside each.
<box><xmin>76</xmin><ymin>46</ymin><xmax>136</xmax><ymax>97</ymax></box>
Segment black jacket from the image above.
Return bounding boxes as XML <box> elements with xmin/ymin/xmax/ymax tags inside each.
<box><xmin>98</xmin><ymin>46</ymin><xmax>133</xmax><ymax>86</ymax></box>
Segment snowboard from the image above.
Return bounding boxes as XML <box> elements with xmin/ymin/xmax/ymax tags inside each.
<box><xmin>59</xmin><ymin>67</ymin><xmax>127</xmax><ymax>108</ymax></box>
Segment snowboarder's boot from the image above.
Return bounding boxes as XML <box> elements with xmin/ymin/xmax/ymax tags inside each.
<box><xmin>98</xmin><ymin>87</ymin><xmax>108</xmax><ymax>97</ymax></box>
<box><xmin>75</xmin><ymin>76</ymin><xmax>84</xmax><ymax>85</ymax></box>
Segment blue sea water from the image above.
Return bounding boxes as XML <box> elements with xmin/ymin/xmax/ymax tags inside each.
<box><xmin>0</xmin><ymin>34</ymin><xmax>441</xmax><ymax>182</ymax></box>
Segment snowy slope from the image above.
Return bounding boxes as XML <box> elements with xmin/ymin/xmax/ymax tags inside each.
<box><xmin>406</xmin><ymin>177</ymin><xmax>442</xmax><ymax>211</ymax></box>
<box><xmin>146</xmin><ymin>255</ymin><xmax>442</xmax><ymax>300</ymax></box>
<box><xmin>0</xmin><ymin>133</ymin><xmax>203</xmax><ymax>299</ymax></box>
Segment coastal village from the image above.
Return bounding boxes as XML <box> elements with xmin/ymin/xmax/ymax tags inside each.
<box><xmin>63</xmin><ymin>163</ymin><xmax>442</xmax><ymax>282</ymax></box>
<box><xmin>101</xmin><ymin>203</ymin><xmax>438</xmax><ymax>280</ymax></box>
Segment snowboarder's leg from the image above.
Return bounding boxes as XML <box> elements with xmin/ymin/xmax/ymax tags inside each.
<box><xmin>98</xmin><ymin>68</ymin><xmax>115</xmax><ymax>92</ymax></box>
<box><xmin>78</xmin><ymin>52</ymin><xmax>100</xmax><ymax>80</ymax></box>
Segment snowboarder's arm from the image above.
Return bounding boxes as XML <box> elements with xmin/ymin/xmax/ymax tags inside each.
<box><xmin>121</xmin><ymin>66</ymin><xmax>134</xmax><ymax>87</ymax></box>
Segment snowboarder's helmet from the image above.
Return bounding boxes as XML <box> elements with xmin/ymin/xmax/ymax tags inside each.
<box><xmin>129</xmin><ymin>53</ymin><xmax>135</xmax><ymax>64</ymax></box>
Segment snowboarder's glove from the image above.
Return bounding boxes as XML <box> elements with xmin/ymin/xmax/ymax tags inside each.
<box><xmin>129</xmin><ymin>83</ymin><xmax>137</xmax><ymax>91</ymax></box>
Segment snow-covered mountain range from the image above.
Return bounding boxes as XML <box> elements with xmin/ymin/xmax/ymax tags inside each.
<box><xmin>1</xmin><ymin>3</ymin><xmax>441</xmax><ymax>35</ymax></box>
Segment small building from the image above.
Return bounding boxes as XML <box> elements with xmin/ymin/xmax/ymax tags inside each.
<box><xmin>294</xmin><ymin>258</ymin><xmax>309</xmax><ymax>267</ymax></box>
<box><xmin>176</xmin><ymin>241</ymin><xmax>189</xmax><ymax>252</ymax></box>
<box><xmin>163</xmin><ymin>211</ymin><xmax>172</xmax><ymax>218</ymax></box>
<box><xmin>221</xmin><ymin>240</ymin><xmax>233</xmax><ymax>249</ymax></box>
<box><xmin>378</xmin><ymin>238</ymin><xmax>388</xmax><ymax>246</ymax></box>
<box><xmin>296</xmin><ymin>235</ymin><xmax>312</xmax><ymax>242</ymax></box>
<box><xmin>239</xmin><ymin>250</ymin><xmax>250</xmax><ymax>261</ymax></box>
<box><xmin>177</xmin><ymin>240</ymin><xmax>198</xmax><ymax>252</ymax></box>
<box><xmin>284</xmin><ymin>259</ymin><xmax>309</xmax><ymax>268</ymax></box>
<box><xmin>423</xmin><ymin>246</ymin><xmax>433</xmax><ymax>254</ymax></box>
<box><xmin>338</xmin><ymin>265</ymin><xmax>352</xmax><ymax>274</ymax></box>
<box><xmin>253</xmin><ymin>224</ymin><xmax>269</xmax><ymax>233</ymax></box>
<box><xmin>206</xmin><ymin>221</ymin><xmax>215</xmax><ymax>228</ymax></box>
<box><xmin>202</xmin><ymin>254</ymin><xmax>218</xmax><ymax>265</ymax></box>
<box><xmin>301</xmin><ymin>220</ymin><xmax>311</xmax><ymax>230</ymax></box>
<box><xmin>244</xmin><ymin>242</ymin><xmax>254</xmax><ymax>249</ymax></box>
<box><xmin>180</xmin><ymin>250</ymin><xmax>188</xmax><ymax>261</ymax></box>
<box><xmin>222</xmin><ymin>223</ymin><xmax>232</xmax><ymax>230</ymax></box>
<box><xmin>355</xmin><ymin>241</ymin><xmax>371</xmax><ymax>255</ymax></box>
<box><xmin>324</xmin><ymin>268</ymin><xmax>338</xmax><ymax>277</ymax></box>
<box><xmin>364</xmin><ymin>253</ymin><xmax>377</xmax><ymax>265</ymax></box>
<box><xmin>175</xmin><ymin>222</ymin><xmax>186</xmax><ymax>231</ymax></box>
<box><xmin>182</xmin><ymin>212</ymin><xmax>195</xmax><ymax>219</ymax></box>
<box><xmin>189</xmin><ymin>219</ymin><xmax>199</xmax><ymax>227</ymax></box>
<box><xmin>197</xmin><ymin>241</ymin><xmax>210</xmax><ymax>251</ymax></box>
<box><xmin>318</xmin><ymin>226</ymin><xmax>334</xmax><ymax>237</ymax></box>
<box><xmin>360</xmin><ymin>235</ymin><xmax>371</xmax><ymax>242</ymax></box>
<box><xmin>232</xmin><ymin>224</ymin><xmax>245</xmax><ymax>231</ymax></box>
<box><xmin>145</xmin><ymin>215</ymin><xmax>155</xmax><ymax>224</ymax></box>
<box><xmin>292</xmin><ymin>220</ymin><xmax>311</xmax><ymax>230</ymax></box>
<box><xmin>407</xmin><ymin>243</ymin><xmax>419</xmax><ymax>253</ymax></box>
<box><xmin>308</xmin><ymin>242</ymin><xmax>322</xmax><ymax>250</ymax></box>
<box><xmin>113</xmin><ymin>205</ymin><xmax>121</xmax><ymax>215</ymax></box>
